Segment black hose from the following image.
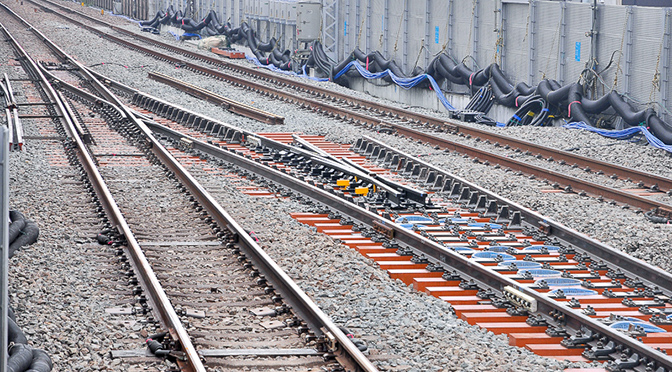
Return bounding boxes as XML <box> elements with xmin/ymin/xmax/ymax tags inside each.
<box><xmin>647</xmin><ymin>115</ymin><xmax>672</xmax><ymax>145</ymax></box>
<box><xmin>545</xmin><ymin>82</ymin><xmax>573</xmax><ymax>105</ymax></box>
<box><xmin>8</xmin><ymin>317</ymin><xmax>28</xmax><ymax>345</ymax></box>
<box><xmin>607</xmin><ymin>91</ymin><xmax>654</xmax><ymax>126</ymax></box>
<box><xmin>10</xmin><ymin>210</ymin><xmax>24</xmax><ymax>221</ymax></box>
<box><xmin>27</xmin><ymin>349</ymin><xmax>53</xmax><ymax>372</ymax></box>
<box><xmin>490</xmin><ymin>80</ymin><xmax>517</xmax><ymax>107</ymax></box>
<box><xmin>139</xmin><ymin>11</ymin><xmax>162</xmax><ymax>26</ymax></box>
<box><xmin>257</xmin><ymin>37</ymin><xmax>276</xmax><ymax>52</ymax></box>
<box><xmin>9</xmin><ymin>218</ymin><xmax>26</xmax><ymax>244</ymax></box>
<box><xmin>7</xmin><ymin>344</ymin><xmax>33</xmax><ymax>372</ymax></box>
<box><xmin>567</xmin><ymin>83</ymin><xmax>593</xmax><ymax>125</ymax></box>
<box><xmin>8</xmin><ymin>219</ymin><xmax>39</xmax><ymax>259</ymax></box>
<box><xmin>507</xmin><ymin>95</ymin><xmax>550</xmax><ymax>127</ymax></box>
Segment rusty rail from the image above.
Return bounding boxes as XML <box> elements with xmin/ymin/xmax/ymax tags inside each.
<box><xmin>30</xmin><ymin>0</ymin><xmax>672</xmax><ymax>195</ymax></box>
<box><xmin>147</xmin><ymin>71</ymin><xmax>284</xmax><ymax>124</ymax></box>
<box><xmin>148</xmin><ymin>114</ymin><xmax>672</xmax><ymax>372</ymax></box>
<box><xmin>0</xmin><ymin>6</ymin><xmax>378</xmax><ymax>370</ymax></box>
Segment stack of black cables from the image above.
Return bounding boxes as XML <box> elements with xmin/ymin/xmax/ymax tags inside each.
<box><xmin>465</xmin><ymin>84</ymin><xmax>495</xmax><ymax>115</ymax></box>
<box><xmin>506</xmin><ymin>95</ymin><xmax>552</xmax><ymax>126</ymax></box>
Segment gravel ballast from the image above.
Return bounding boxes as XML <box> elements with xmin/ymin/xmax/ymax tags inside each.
<box><xmin>3</xmin><ymin>1</ymin><xmax>672</xmax><ymax>371</ymax></box>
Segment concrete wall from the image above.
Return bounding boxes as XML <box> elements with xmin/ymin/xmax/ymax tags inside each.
<box><xmin>124</xmin><ymin>0</ymin><xmax>672</xmax><ymax>118</ymax></box>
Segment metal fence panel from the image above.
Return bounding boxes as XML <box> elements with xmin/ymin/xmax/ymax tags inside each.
<box><xmin>564</xmin><ymin>2</ymin><xmax>592</xmax><ymax>89</ymax></box>
<box><xmin>502</xmin><ymin>2</ymin><xmax>528</xmax><ymax>85</ymax></box>
<box><xmin>452</xmin><ymin>1</ymin><xmax>474</xmax><ymax>69</ymax></box>
<box><xmin>476</xmin><ymin>0</ymin><xmax>497</xmax><ymax>70</ymax></box>
<box><xmin>596</xmin><ymin>5</ymin><xmax>627</xmax><ymax>97</ymax></box>
<box><xmin>536</xmin><ymin>1</ymin><xmax>562</xmax><ymax>81</ymax></box>
<box><xmin>137</xmin><ymin>0</ymin><xmax>672</xmax><ymax>116</ymax></box>
<box><xmin>370</xmin><ymin>0</ymin><xmax>385</xmax><ymax>55</ymax></box>
<box><xmin>630</xmin><ymin>6</ymin><xmax>665</xmax><ymax>110</ymax></box>
<box><xmin>384</xmin><ymin>0</ymin><xmax>405</xmax><ymax>67</ymax></box>
<box><xmin>406</xmin><ymin>2</ymin><xmax>426</xmax><ymax>73</ymax></box>
<box><xmin>428</xmin><ymin>0</ymin><xmax>448</xmax><ymax>58</ymax></box>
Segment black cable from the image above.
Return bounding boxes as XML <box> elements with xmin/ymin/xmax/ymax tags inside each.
<box><xmin>506</xmin><ymin>96</ymin><xmax>550</xmax><ymax>127</ymax></box>
<box><xmin>475</xmin><ymin>114</ymin><xmax>498</xmax><ymax>126</ymax></box>
<box><xmin>645</xmin><ymin>210</ymin><xmax>670</xmax><ymax>224</ymax></box>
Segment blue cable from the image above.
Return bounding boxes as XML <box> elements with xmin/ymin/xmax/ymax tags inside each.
<box><xmin>333</xmin><ymin>61</ymin><xmax>456</xmax><ymax>111</ymax></box>
<box><xmin>244</xmin><ymin>55</ymin><xmax>329</xmax><ymax>82</ymax></box>
<box><xmin>563</xmin><ymin>121</ymin><xmax>672</xmax><ymax>153</ymax></box>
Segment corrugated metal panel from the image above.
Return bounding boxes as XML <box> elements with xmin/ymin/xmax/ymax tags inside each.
<box><xmin>406</xmin><ymin>3</ymin><xmax>426</xmax><ymax>73</ymax></box>
<box><xmin>535</xmin><ymin>1</ymin><xmax>562</xmax><ymax>81</ymax></box>
<box><xmin>564</xmin><ymin>2</ymin><xmax>592</xmax><ymax>88</ymax></box>
<box><xmin>370</xmin><ymin>0</ymin><xmax>385</xmax><ymax>53</ymax></box>
<box><xmin>503</xmin><ymin>3</ymin><xmax>528</xmax><ymax>85</ymax></box>
<box><xmin>476</xmin><ymin>0</ymin><xmax>497</xmax><ymax>69</ymax></box>
<box><xmin>386</xmin><ymin>0</ymin><xmax>405</xmax><ymax>66</ymax></box>
<box><xmin>596</xmin><ymin>5</ymin><xmax>627</xmax><ymax>97</ymax></box>
<box><xmin>428</xmin><ymin>0</ymin><xmax>448</xmax><ymax>59</ymax></box>
<box><xmin>630</xmin><ymin>6</ymin><xmax>664</xmax><ymax>110</ymax></box>
<box><xmin>452</xmin><ymin>1</ymin><xmax>475</xmax><ymax>67</ymax></box>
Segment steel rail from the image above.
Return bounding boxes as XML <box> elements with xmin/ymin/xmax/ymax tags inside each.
<box><xmin>15</xmin><ymin>2</ymin><xmax>672</xmax><ymax>367</ymax></box>
<box><xmin>126</xmin><ymin>82</ymin><xmax>672</xmax><ymax>294</ymax></box>
<box><xmin>87</xmin><ymin>58</ymin><xmax>672</xmax><ymax>369</ymax></box>
<box><xmin>0</xmin><ymin>15</ymin><xmax>206</xmax><ymax>372</ymax></box>
<box><xmin>392</xmin><ymin>124</ymin><xmax>672</xmax><ymax>214</ymax></box>
<box><xmin>134</xmin><ymin>118</ymin><xmax>377</xmax><ymax>371</ymax></box>
<box><xmin>2</xmin><ymin>8</ymin><xmax>376</xmax><ymax>369</ymax></box>
<box><xmin>133</xmin><ymin>62</ymin><xmax>672</xmax><ymax>213</ymax></box>
<box><xmin>31</xmin><ymin>0</ymin><xmax>672</xmax><ymax>194</ymax></box>
<box><xmin>20</xmin><ymin>0</ymin><xmax>672</xmax><ymax>216</ymax></box>
<box><xmin>147</xmin><ymin>71</ymin><xmax>284</xmax><ymax>124</ymax></box>
<box><xmin>134</xmin><ymin>68</ymin><xmax>672</xmax><ymax>214</ymax></box>
<box><xmin>358</xmin><ymin>135</ymin><xmax>672</xmax><ymax>293</ymax></box>
<box><xmin>86</xmin><ymin>73</ymin><xmax>377</xmax><ymax>371</ymax></box>
<box><xmin>1</xmin><ymin>74</ymin><xmax>23</xmax><ymax>151</ymax></box>
<box><xmin>148</xmin><ymin>118</ymin><xmax>672</xmax><ymax>371</ymax></box>
<box><xmin>0</xmin><ymin>1</ymin><xmax>128</xmax><ymax>115</ymax></box>
<box><xmin>89</xmin><ymin>71</ymin><xmax>429</xmax><ymax>205</ymax></box>
<box><xmin>65</xmin><ymin>51</ymin><xmax>378</xmax><ymax>372</ymax></box>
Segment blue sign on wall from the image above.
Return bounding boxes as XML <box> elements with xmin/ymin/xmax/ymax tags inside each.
<box><xmin>575</xmin><ymin>42</ymin><xmax>581</xmax><ymax>62</ymax></box>
<box><xmin>344</xmin><ymin>21</ymin><xmax>347</xmax><ymax>36</ymax></box>
<box><xmin>435</xmin><ymin>26</ymin><xmax>439</xmax><ymax>44</ymax></box>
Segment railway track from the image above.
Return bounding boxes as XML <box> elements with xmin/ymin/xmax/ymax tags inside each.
<box><xmin>6</xmin><ymin>1</ymin><xmax>672</xmax><ymax>370</ymax></box>
<box><xmin>17</xmin><ymin>0</ymin><xmax>672</xmax><ymax>221</ymax></box>
<box><xmin>1</xmin><ymin>74</ymin><xmax>24</xmax><ymax>151</ymax></box>
<box><xmin>0</xmin><ymin>5</ymin><xmax>377</xmax><ymax>372</ymax></box>
<box><xmin>102</xmin><ymin>72</ymin><xmax>672</xmax><ymax>370</ymax></box>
